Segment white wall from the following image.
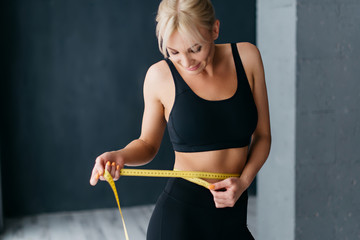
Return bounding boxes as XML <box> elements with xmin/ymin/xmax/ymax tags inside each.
<box><xmin>256</xmin><ymin>1</ymin><xmax>296</xmax><ymax>239</ymax></box>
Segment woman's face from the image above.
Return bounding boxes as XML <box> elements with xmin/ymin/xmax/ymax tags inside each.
<box><xmin>166</xmin><ymin>26</ymin><xmax>217</xmax><ymax>75</ymax></box>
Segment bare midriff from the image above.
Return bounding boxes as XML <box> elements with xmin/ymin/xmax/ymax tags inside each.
<box><xmin>173</xmin><ymin>147</ymin><xmax>248</xmax><ymax>184</ymax></box>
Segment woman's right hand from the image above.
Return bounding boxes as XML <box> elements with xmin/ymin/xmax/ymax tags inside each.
<box><xmin>89</xmin><ymin>150</ymin><xmax>125</xmax><ymax>186</ymax></box>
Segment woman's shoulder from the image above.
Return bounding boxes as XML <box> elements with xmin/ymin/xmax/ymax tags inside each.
<box><xmin>145</xmin><ymin>59</ymin><xmax>171</xmax><ymax>82</ymax></box>
<box><xmin>216</xmin><ymin>42</ymin><xmax>261</xmax><ymax>61</ymax></box>
<box><xmin>216</xmin><ymin>41</ymin><xmax>258</xmax><ymax>50</ymax></box>
<box><xmin>235</xmin><ymin>42</ymin><xmax>261</xmax><ymax>58</ymax></box>
<box><xmin>234</xmin><ymin>42</ymin><xmax>263</xmax><ymax>73</ymax></box>
<box><xmin>143</xmin><ymin>59</ymin><xmax>173</xmax><ymax>100</ymax></box>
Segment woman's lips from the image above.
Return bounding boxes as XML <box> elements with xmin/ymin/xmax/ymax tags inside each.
<box><xmin>186</xmin><ymin>63</ymin><xmax>201</xmax><ymax>71</ymax></box>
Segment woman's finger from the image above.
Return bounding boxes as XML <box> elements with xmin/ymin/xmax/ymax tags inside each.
<box><xmin>105</xmin><ymin>161</ymin><xmax>111</xmax><ymax>172</ymax></box>
<box><xmin>94</xmin><ymin>157</ymin><xmax>105</xmax><ymax>176</ymax></box>
<box><xmin>210</xmin><ymin>188</ymin><xmax>238</xmax><ymax>208</ymax></box>
<box><xmin>210</xmin><ymin>178</ymin><xmax>236</xmax><ymax>191</ymax></box>
<box><xmin>210</xmin><ymin>189</ymin><xmax>229</xmax><ymax>200</ymax></box>
<box><xmin>214</xmin><ymin>201</ymin><xmax>227</xmax><ymax>208</ymax></box>
<box><xmin>213</xmin><ymin>197</ymin><xmax>234</xmax><ymax>208</ymax></box>
<box><xmin>90</xmin><ymin>155</ymin><xmax>107</xmax><ymax>185</ymax></box>
<box><xmin>114</xmin><ymin>165</ymin><xmax>121</xmax><ymax>181</ymax></box>
<box><xmin>111</xmin><ymin>162</ymin><xmax>116</xmax><ymax>177</ymax></box>
<box><xmin>90</xmin><ymin>169</ymin><xmax>100</xmax><ymax>186</ymax></box>
<box><xmin>98</xmin><ymin>161</ymin><xmax>111</xmax><ymax>181</ymax></box>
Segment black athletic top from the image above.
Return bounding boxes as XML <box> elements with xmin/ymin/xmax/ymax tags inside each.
<box><xmin>165</xmin><ymin>43</ymin><xmax>258</xmax><ymax>152</ymax></box>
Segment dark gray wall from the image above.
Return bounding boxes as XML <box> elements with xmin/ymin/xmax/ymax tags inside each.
<box><xmin>296</xmin><ymin>1</ymin><xmax>360</xmax><ymax>239</ymax></box>
<box><xmin>1</xmin><ymin>0</ymin><xmax>10</xmax><ymax>231</ymax></box>
<box><xmin>0</xmin><ymin>151</ymin><xmax>3</xmax><ymax>232</ymax></box>
<box><xmin>1</xmin><ymin>0</ymin><xmax>256</xmax><ymax>217</ymax></box>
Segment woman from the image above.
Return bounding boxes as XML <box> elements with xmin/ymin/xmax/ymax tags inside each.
<box><xmin>90</xmin><ymin>0</ymin><xmax>271</xmax><ymax>239</ymax></box>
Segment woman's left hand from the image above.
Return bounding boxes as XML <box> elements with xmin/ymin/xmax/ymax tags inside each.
<box><xmin>209</xmin><ymin>177</ymin><xmax>249</xmax><ymax>208</ymax></box>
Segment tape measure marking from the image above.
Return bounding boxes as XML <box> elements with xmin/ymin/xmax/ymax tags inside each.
<box><xmin>120</xmin><ymin>168</ymin><xmax>239</xmax><ymax>179</ymax></box>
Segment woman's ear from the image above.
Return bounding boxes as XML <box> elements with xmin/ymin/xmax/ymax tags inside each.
<box><xmin>212</xmin><ymin>19</ymin><xmax>220</xmax><ymax>40</ymax></box>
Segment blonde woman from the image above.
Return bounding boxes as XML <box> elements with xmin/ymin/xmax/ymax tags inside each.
<box><xmin>90</xmin><ymin>0</ymin><xmax>271</xmax><ymax>239</ymax></box>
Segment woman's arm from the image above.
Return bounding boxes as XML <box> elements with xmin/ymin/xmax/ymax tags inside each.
<box><xmin>210</xmin><ymin>42</ymin><xmax>271</xmax><ymax>208</ymax></box>
<box><xmin>238</xmin><ymin>42</ymin><xmax>272</xmax><ymax>189</ymax></box>
<box><xmin>119</xmin><ymin>63</ymin><xmax>168</xmax><ymax>166</ymax></box>
<box><xmin>90</xmin><ymin>63</ymin><xmax>168</xmax><ymax>186</ymax></box>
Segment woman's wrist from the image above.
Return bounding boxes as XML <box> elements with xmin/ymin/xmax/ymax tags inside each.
<box><xmin>115</xmin><ymin>149</ymin><xmax>126</xmax><ymax>167</ymax></box>
<box><xmin>239</xmin><ymin>174</ymin><xmax>252</xmax><ymax>190</ymax></box>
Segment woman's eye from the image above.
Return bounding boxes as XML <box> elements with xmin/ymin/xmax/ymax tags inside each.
<box><xmin>191</xmin><ymin>46</ymin><xmax>202</xmax><ymax>53</ymax></box>
<box><xmin>171</xmin><ymin>51</ymin><xmax>178</xmax><ymax>55</ymax></box>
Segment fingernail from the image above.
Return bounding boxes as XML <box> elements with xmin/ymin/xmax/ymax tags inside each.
<box><xmin>209</xmin><ymin>184</ymin><xmax>215</xmax><ymax>190</ymax></box>
<box><xmin>116</xmin><ymin>165</ymin><xmax>120</xmax><ymax>170</ymax></box>
<box><xmin>112</xmin><ymin>162</ymin><xmax>116</xmax><ymax>167</ymax></box>
<box><xmin>106</xmin><ymin>161</ymin><xmax>111</xmax><ymax>166</ymax></box>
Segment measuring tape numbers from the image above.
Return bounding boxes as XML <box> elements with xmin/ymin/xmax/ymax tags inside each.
<box><xmin>102</xmin><ymin>168</ymin><xmax>240</xmax><ymax>240</ymax></box>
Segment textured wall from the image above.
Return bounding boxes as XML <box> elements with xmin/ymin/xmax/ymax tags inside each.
<box><xmin>296</xmin><ymin>1</ymin><xmax>360</xmax><ymax>239</ymax></box>
<box><xmin>1</xmin><ymin>0</ymin><xmax>256</xmax><ymax>217</ymax></box>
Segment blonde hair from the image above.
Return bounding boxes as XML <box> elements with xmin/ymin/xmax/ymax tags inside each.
<box><xmin>156</xmin><ymin>0</ymin><xmax>216</xmax><ymax>58</ymax></box>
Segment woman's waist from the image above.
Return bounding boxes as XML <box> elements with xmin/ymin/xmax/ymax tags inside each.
<box><xmin>173</xmin><ymin>149</ymin><xmax>247</xmax><ymax>183</ymax></box>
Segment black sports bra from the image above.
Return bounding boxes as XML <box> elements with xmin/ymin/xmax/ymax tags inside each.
<box><xmin>165</xmin><ymin>43</ymin><xmax>258</xmax><ymax>152</ymax></box>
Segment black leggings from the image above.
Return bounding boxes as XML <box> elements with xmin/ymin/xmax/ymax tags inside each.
<box><xmin>147</xmin><ymin>178</ymin><xmax>254</xmax><ymax>240</ymax></box>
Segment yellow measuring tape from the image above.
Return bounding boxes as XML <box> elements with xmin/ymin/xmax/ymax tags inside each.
<box><xmin>102</xmin><ymin>168</ymin><xmax>240</xmax><ymax>240</ymax></box>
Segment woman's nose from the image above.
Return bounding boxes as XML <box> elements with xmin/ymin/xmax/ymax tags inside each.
<box><xmin>180</xmin><ymin>54</ymin><xmax>192</xmax><ymax>68</ymax></box>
